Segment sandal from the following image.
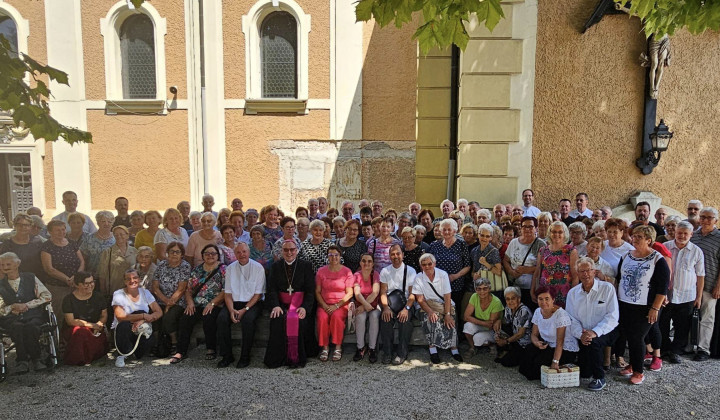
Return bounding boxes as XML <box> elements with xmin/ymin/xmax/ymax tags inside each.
<box><xmin>205</xmin><ymin>351</ymin><xmax>217</xmax><ymax>360</ymax></box>
<box><xmin>319</xmin><ymin>349</ymin><xmax>329</xmax><ymax>362</ymax></box>
<box><xmin>169</xmin><ymin>354</ymin><xmax>185</xmax><ymax>364</ymax></box>
<box><xmin>332</xmin><ymin>349</ymin><xmax>342</xmax><ymax>362</ymax></box>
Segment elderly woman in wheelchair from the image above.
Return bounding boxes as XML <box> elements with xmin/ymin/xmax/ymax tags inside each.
<box><xmin>0</xmin><ymin>252</ymin><xmax>54</xmax><ymax>375</ymax></box>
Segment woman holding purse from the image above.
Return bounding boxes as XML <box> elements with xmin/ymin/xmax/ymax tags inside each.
<box><xmin>471</xmin><ymin>223</ymin><xmax>505</xmax><ymax>303</ymax></box>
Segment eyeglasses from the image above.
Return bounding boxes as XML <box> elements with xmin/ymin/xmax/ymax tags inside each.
<box><xmin>420</xmin><ymin>262</ymin><xmax>433</xmax><ymax>267</ymax></box>
<box><xmin>203</xmin><ymin>252</ymin><xmax>218</xmax><ymax>256</ymax></box>
<box><xmin>82</xmin><ymin>281</ymin><xmax>95</xmax><ymax>286</ymax></box>
<box><xmin>168</xmin><ymin>250</ymin><xmax>182</xmax><ymax>255</ymax></box>
<box><xmin>699</xmin><ymin>215</ymin><xmax>716</xmax><ymax>220</ymax></box>
<box><xmin>475</xmin><ymin>286</ymin><xmax>490</xmax><ymax>291</ymax></box>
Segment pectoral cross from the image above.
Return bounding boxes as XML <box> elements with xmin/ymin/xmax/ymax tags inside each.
<box><xmin>287</xmin><ymin>284</ymin><xmax>294</xmax><ymax>295</ymax></box>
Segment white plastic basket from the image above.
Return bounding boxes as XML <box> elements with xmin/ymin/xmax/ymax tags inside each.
<box><xmin>540</xmin><ymin>364</ymin><xmax>580</xmax><ymax>388</ymax></box>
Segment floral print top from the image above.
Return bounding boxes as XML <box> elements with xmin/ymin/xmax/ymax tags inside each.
<box><xmin>153</xmin><ymin>259</ymin><xmax>192</xmax><ymax>308</ymax></box>
<box><xmin>538</xmin><ymin>243</ymin><xmax>575</xmax><ymax>308</ymax></box>
<box><xmin>187</xmin><ymin>263</ymin><xmax>226</xmax><ymax>308</ymax></box>
<box><xmin>79</xmin><ymin>233</ymin><xmax>116</xmax><ymax>275</ymax></box>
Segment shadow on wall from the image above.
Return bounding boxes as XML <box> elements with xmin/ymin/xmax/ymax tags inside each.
<box><xmin>270</xmin><ymin>20</ymin><xmax>418</xmax><ymax>214</ymax></box>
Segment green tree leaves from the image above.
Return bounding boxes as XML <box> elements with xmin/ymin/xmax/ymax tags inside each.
<box><xmin>615</xmin><ymin>0</ymin><xmax>720</xmax><ymax>38</ymax></box>
<box><xmin>355</xmin><ymin>0</ymin><xmax>504</xmax><ymax>54</ymax></box>
<box><xmin>0</xmin><ymin>35</ymin><xmax>91</xmax><ymax>145</ymax></box>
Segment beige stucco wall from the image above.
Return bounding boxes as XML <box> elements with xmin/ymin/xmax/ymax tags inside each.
<box><xmin>82</xmin><ymin>0</ymin><xmax>187</xmax><ymax>100</ymax></box>
<box><xmin>532</xmin><ymin>0</ymin><xmax>720</xmax><ymax>212</ymax></box>
<box><xmin>223</xmin><ymin>0</ymin><xmax>330</xmax><ymax>99</ymax></box>
<box><xmin>86</xmin><ymin>110</ymin><xmax>190</xmax><ymax>210</ymax></box>
<box><xmin>224</xmin><ymin>109</ymin><xmax>330</xmax><ymax>209</ymax></box>
<box><xmin>361</xmin><ymin>20</ymin><xmax>417</xmax><ymax>141</ymax></box>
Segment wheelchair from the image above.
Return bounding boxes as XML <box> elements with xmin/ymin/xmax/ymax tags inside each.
<box><xmin>0</xmin><ymin>303</ymin><xmax>60</xmax><ymax>382</ymax></box>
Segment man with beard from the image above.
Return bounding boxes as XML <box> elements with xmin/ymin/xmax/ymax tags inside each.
<box><xmin>634</xmin><ymin>201</ymin><xmax>665</xmax><ymax>238</ymax></box>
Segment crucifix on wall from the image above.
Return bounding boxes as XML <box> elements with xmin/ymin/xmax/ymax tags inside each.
<box><xmin>583</xmin><ymin>0</ymin><xmax>674</xmax><ymax>175</ymax></box>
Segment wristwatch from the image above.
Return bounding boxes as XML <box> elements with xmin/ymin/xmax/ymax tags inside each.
<box><xmin>244</xmin><ymin>306</ymin><xmax>250</xmax><ymax>311</ymax></box>
<box><xmin>405</xmin><ymin>305</ymin><xmax>411</xmax><ymax>311</ymax></box>
<box><xmin>210</xmin><ymin>302</ymin><xmax>215</xmax><ymax>307</ymax></box>
<box><xmin>552</xmin><ymin>359</ymin><xmax>560</xmax><ymax>364</ymax></box>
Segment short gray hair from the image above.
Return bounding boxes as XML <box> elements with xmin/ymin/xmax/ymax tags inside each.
<box><xmin>401</xmin><ymin>226</ymin><xmax>417</xmax><ymax>237</ymax></box>
<box><xmin>309</xmin><ymin>219</ymin><xmax>326</xmax><ymax>231</ymax></box>
<box><xmin>30</xmin><ymin>215</ymin><xmax>45</xmax><ymax>228</ymax></box>
<box><xmin>689</xmin><ymin>199</ymin><xmax>703</xmax><ymax>208</ymax></box>
<box><xmin>457</xmin><ymin>198</ymin><xmax>468</xmax><ymax>207</ymax></box>
<box><xmin>474</xmin><ymin>277</ymin><xmax>491</xmax><ymax>288</ymax></box>
<box><xmin>478</xmin><ymin>223</ymin><xmax>494</xmax><ymax>236</ymax></box>
<box><xmin>700</xmin><ymin>207</ymin><xmax>718</xmax><ymax>219</ymax></box>
<box><xmin>419</xmin><ymin>252</ymin><xmax>436</xmax><ymax>265</ymax></box>
<box><xmin>537</xmin><ymin>211</ymin><xmax>552</xmax><ymax>223</ymax></box>
<box><xmin>439</xmin><ymin>218</ymin><xmax>458</xmax><ymax>232</ymax></box>
<box><xmin>440</xmin><ymin>199</ymin><xmax>454</xmax><ymax>210</ymax></box>
<box><xmin>591</xmin><ymin>220</ymin><xmax>605</xmax><ymax>232</ymax></box>
<box><xmin>413</xmin><ymin>225</ymin><xmax>426</xmax><ymax>234</ymax></box>
<box><xmin>676</xmin><ymin>221</ymin><xmax>694</xmax><ymax>232</ymax></box>
<box><xmin>576</xmin><ymin>256</ymin><xmax>595</xmax><ymax>269</ymax></box>
<box><xmin>332</xmin><ymin>216</ymin><xmax>345</xmax><ymax>226</ymax></box>
<box><xmin>504</xmin><ymin>286</ymin><xmax>521</xmax><ymax>298</ymax></box>
<box><xmin>137</xmin><ymin>246</ymin><xmax>154</xmax><ymax>256</ymax></box>
<box><xmin>95</xmin><ymin>210</ymin><xmax>115</xmax><ymax>224</ymax></box>
<box><xmin>189</xmin><ymin>211</ymin><xmax>202</xmax><ymax>218</ymax></box>
<box><xmin>200</xmin><ymin>211</ymin><xmax>217</xmax><ymax>224</ymax></box>
<box><xmin>664</xmin><ymin>215</ymin><xmax>682</xmax><ymax>225</ymax></box>
<box><xmin>478</xmin><ymin>209</ymin><xmax>492</xmax><ymax>219</ymax></box>
<box><xmin>549</xmin><ymin>221</ymin><xmax>570</xmax><ymax>243</ymax></box>
<box><xmin>0</xmin><ymin>252</ymin><xmax>21</xmax><ymax>264</ymax></box>
<box><xmin>569</xmin><ymin>221</ymin><xmax>587</xmax><ymax>236</ymax></box>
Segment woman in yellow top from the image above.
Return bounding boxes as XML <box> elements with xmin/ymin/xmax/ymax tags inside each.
<box><xmin>133</xmin><ymin>210</ymin><xmax>162</xmax><ymax>256</ymax></box>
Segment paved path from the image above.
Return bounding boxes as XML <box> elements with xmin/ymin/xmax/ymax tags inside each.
<box><xmin>2</xmin><ymin>346</ymin><xmax>719</xmax><ymax>418</ymax></box>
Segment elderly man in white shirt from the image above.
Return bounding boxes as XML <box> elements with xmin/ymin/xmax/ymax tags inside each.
<box><xmin>566</xmin><ymin>257</ymin><xmax>619</xmax><ymax>391</ymax></box>
<box><xmin>379</xmin><ymin>244</ymin><xmax>416</xmax><ymax>365</ymax></box>
<box><xmin>217</xmin><ymin>243</ymin><xmax>266</xmax><ymax>368</ymax></box>
<box><xmin>661</xmin><ymin>221</ymin><xmax>705</xmax><ymax>364</ymax></box>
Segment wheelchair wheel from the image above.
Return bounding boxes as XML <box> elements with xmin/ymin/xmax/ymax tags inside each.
<box><xmin>0</xmin><ymin>341</ymin><xmax>6</xmax><ymax>383</ymax></box>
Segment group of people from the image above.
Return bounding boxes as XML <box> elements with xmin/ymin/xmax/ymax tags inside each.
<box><xmin>0</xmin><ymin>189</ymin><xmax>717</xmax><ymax>391</ymax></box>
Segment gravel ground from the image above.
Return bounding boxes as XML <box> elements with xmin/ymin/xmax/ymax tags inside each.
<box><xmin>2</xmin><ymin>344</ymin><xmax>719</xmax><ymax>419</ymax></box>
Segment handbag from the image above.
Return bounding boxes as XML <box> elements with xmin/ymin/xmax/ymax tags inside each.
<box><xmin>507</xmin><ymin>238</ymin><xmax>537</xmax><ymax>286</ymax></box>
<box><xmin>475</xmin><ymin>246</ymin><xmax>508</xmax><ymax>292</ymax></box>
<box><xmin>424</xmin><ymin>280</ymin><xmax>456</xmax><ymax>317</ymax></box>
<box><xmin>386</xmin><ymin>265</ymin><xmax>408</xmax><ymax>314</ymax></box>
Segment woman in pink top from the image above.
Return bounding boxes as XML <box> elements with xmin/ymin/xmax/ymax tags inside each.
<box><xmin>352</xmin><ymin>253</ymin><xmax>381</xmax><ymax>363</ymax></box>
<box><xmin>315</xmin><ymin>245</ymin><xmax>354</xmax><ymax>362</ymax></box>
<box><xmin>185</xmin><ymin>212</ymin><xmax>222</xmax><ymax>267</ymax></box>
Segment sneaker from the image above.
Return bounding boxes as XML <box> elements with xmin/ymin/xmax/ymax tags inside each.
<box><xmin>588</xmin><ymin>378</ymin><xmax>606</xmax><ymax>391</ymax></box>
<box><xmin>649</xmin><ymin>357</ymin><xmax>662</xmax><ymax>372</ymax></box>
<box><xmin>666</xmin><ymin>352</ymin><xmax>681</xmax><ymax>364</ymax></box>
<box><xmin>391</xmin><ymin>356</ymin><xmax>405</xmax><ymax>365</ymax></box>
<box><xmin>353</xmin><ymin>348</ymin><xmax>364</xmax><ymax>362</ymax></box>
<box><xmin>643</xmin><ymin>352</ymin><xmax>653</xmax><ymax>362</ymax></box>
<box><xmin>463</xmin><ymin>347</ymin><xmax>476</xmax><ymax>360</ymax></box>
<box><xmin>429</xmin><ymin>352</ymin><xmax>441</xmax><ymax>364</ymax></box>
<box><xmin>115</xmin><ymin>356</ymin><xmax>126</xmax><ymax>368</ymax></box>
<box><xmin>368</xmin><ymin>349</ymin><xmax>378</xmax><ymax>364</ymax></box>
<box><xmin>31</xmin><ymin>359</ymin><xmax>46</xmax><ymax>371</ymax></box>
<box><xmin>619</xmin><ymin>365</ymin><xmax>633</xmax><ymax>378</ymax></box>
<box><xmin>693</xmin><ymin>351</ymin><xmax>710</xmax><ymax>361</ymax></box>
<box><xmin>629</xmin><ymin>372</ymin><xmax>645</xmax><ymax>385</ymax></box>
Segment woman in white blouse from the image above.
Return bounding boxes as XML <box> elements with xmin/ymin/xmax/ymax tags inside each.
<box><xmin>414</xmin><ymin>253</ymin><xmax>462</xmax><ymax>364</ymax></box>
<box><xmin>519</xmin><ymin>286</ymin><xmax>579</xmax><ymax>380</ymax></box>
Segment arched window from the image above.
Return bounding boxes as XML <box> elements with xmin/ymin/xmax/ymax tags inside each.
<box><xmin>120</xmin><ymin>14</ymin><xmax>156</xmax><ymax>99</ymax></box>
<box><xmin>260</xmin><ymin>11</ymin><xmax>297</xmax><ymax>98</ymax></box>
<box><xmin>0</xmin><ymin>13</ymin><xmax>18</xmax><ymax>57</ymax></box>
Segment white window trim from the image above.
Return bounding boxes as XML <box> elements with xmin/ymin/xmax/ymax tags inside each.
<box><xmin>0</xmin><ymin>1</ymin><xmax>29</xmax><ymax>55</ymax></box>
<box><xmin>242</xmin><ymin>0</ymin><xmax>310</xmax><ymax>113</ymax></box>
<box><xmin>100</xmin><ymin>1</ymin><xmax>167</xmax><ymax>114</ymax></box>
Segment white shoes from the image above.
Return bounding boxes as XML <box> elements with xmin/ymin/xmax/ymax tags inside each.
<box><xmin>115</xmin><ymin>355</ymin><xmax>126</xmax><ymax>368</ymax></box>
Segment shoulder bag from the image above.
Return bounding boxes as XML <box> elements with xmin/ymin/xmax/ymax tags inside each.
<box><xmin>386</xmin><ymin>265</ymin><xmax>407</xmax><ymax>314</ymax></box>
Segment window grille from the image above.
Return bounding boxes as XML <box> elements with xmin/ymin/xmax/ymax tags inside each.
<box><xmin>260</xmin><ymin>12</ymin><xmax>297</xmax><ymax>98</ymax></box>
<box><xmin>120</xmin><ymin>14</ymin><xmax>156</xmax><ymax>99</ymax></box>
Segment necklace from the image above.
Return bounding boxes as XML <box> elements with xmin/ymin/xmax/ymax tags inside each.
<box><xmin>285</xmin><ymin>261</ymin><xmax>298</xmax><ymax>295</ymax></box>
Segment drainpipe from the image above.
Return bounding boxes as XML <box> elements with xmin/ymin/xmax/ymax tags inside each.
<box><xmin>446</xmin><ymin>44</ymin><xmax>460</xmax><ymax>201</ymax></box>
<box><xmin>199</xmin><ymin>0</ymin><xmax>209</xmax><ymax>194</ymax></box>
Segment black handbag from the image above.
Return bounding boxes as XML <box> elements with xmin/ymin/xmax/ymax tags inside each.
<box><xmin>386</xmin><ymin>265</ymin><xmax>408</xmax><ymax>314</ymax></box>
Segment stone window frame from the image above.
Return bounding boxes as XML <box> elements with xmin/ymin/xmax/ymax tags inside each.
<box><xmin>100</xmin><ymin>1</ymin><xmax>167</xmax><ymax>115</ymax></box>
<box><xmin>242</xmin><ymin>0</ymin><xmax>310</xmax><ymax>114</ymax></box>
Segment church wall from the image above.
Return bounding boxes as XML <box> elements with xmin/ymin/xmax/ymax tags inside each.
<box><xmin>532</xmin><ymin>0</ymin><xmax>720</xmax><ymax>212</ymax></box>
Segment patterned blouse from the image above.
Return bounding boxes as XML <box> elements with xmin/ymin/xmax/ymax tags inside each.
<box><xmin>250</xmin><ymin>240</ymin><xmax>274</xmax><ymax>272</ymax></box>
<box><xmin>366</xmin><ymin>237</ymin><xmax>402</xmax><ymax>273</ymax></box>
<box><xmin>337</xmin><ymin>239</ymin><xmax>367</xmax><ymax>273</ymax></box>
<box><xmin>187</xmin><ymin>263</ymin><xmax>226</xmax><ymax>308</ymax></box>
<box><xmin>79</xmin><ymin>233</ymin><xmax>116</xmax><ymax>275</ymax></box>
<box><xmin>429</xmin><ymin>239</ymin><xmax>472</xmax><ymax>293</ymax></box>
<box><xmin>502</xmin><ymin>303</ymin><xmax>532</xmax><ymax>347</ymax></box>
<box><xmin>153</xmin><ymin>259</ymin><xmax>192</xmax><ymax>308</ymax></box>
<box><xmin>40</xmin><ymin>240</ymin><xmax>82</xmax><ymax>285</ymax></box>
<box><xmin>263</xmin><ymin>225</ymin><xmax>284</xmax><ymax>244</ymax></box>
<box><xmin>298</xmin><ymin>238</ymin><xmax>333</xmax><ymax>274</ymax></box>
<box><xmin>402</xmin><ymin>245</ymin><xmax>424</xmax><ymax>273</ymax></box>
<box><xmin>538</xmin><ymin>243</ymin><xmax>575</xmax><ymax>308</ymax></box>
<box><xmin>471</xmin><ymin>243</ymin><xmax>502</xmax><ymax>274</ymax></box>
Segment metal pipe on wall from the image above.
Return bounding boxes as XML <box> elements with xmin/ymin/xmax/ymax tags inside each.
<box><xmin>446</xmin><ymin>44</ymin><xmax>460</xmax><ymax>201</ymax></box>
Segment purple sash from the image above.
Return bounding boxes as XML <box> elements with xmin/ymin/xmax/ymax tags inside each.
<box><xmin>280</xmin><ymin>291</ymin><xmax>304</xmax><ymax>364</ymax></box>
